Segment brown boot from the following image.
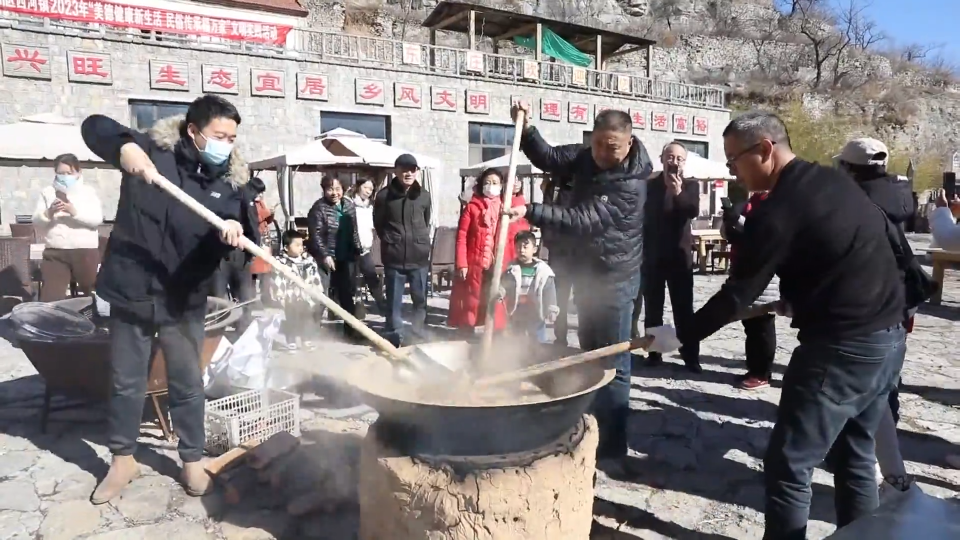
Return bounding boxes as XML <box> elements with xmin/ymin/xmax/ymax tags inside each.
<box><xmin>91</xmin><ymin>455</ymin><xmax>141</xmax><ymax>505</ymax></box>
<box><xmin>180</xmin><ymin>461</ymin><xmax>212</xmax><ymax>497</ymax></box>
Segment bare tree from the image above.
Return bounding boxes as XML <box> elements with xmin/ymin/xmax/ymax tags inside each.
<box><xmin>394</xmin><ymin>0</ymin><xmax>416</xmax><ymax>42</ymax></box>
<box><xmin>775</xmin><ymin>0</ymin><xmax>821</xmax><ymax>16</ymax></box>
<box><xmin>899</xmin><ymin>42</ymin><xmax>940</xmax><ymax>64</ymax></box>
<box><xmin>830</xmin><ymin>0</ymin><xmax>884</xmax><ymax>87</ymax></box>
<box><xmin>789</xmin><ymin>0</ymin><xmax>846</xmax><ymax>88</ymax></box>
<box><xmin>748</xmin><ymin>14</ymin><xmax>783</xmax><ymax>77</ymax></box>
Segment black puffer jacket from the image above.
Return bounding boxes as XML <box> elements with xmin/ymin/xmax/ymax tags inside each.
<box><xmin>80</xmin><ymin>114</ymin><xmax>258</xmax><ymax>324</ymax></box>
<box><xmin>306</xmin><ymin>196</ymin><xmax>362</xmax><ymax>262</ymax></box>
<box><xmin>519</xmin><ymin>126</ymin><xmax>653</xmax><ymax>278</ymax></box>
<box><xmin>856</xmin><ymin>174</ymin><xmax>914</xmax><ymax>224</ymax></box>
<box><xmin>373</xmin><ymin>178</ymin><xmax>432</xmax><ymax>270</ymax></box>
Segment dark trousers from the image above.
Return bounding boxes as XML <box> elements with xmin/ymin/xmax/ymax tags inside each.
<box><xmin>579</xmin><ymin>273</ymin><xmax>640</xmax><ymax>460</ymax></box>
<box><xmin>331</xmin><ymin>259</ymin><xmax>358</xmax><ymax>336</ymax></box>
<box><xmin>631</xmin><ymin>288</ymin><xmax>644</xmax><ymax>339</ymax></box>
<box><xmin>282</xmin><ymin>301</ymin><xmax>316</xmax><ymax>341</ymax></box>
<box><xmin>743</xmin><ymin>314</ymin><xmax>777</xmax><ymax>378</ymax></box>
<box><xmin>39</xmin><ymin>247</ymin><xmax>100</xmax><ymax>302</ymax></box>
<box><xmin>643</xmin><ymin>264</ymin><xmax>698</xmax><ymax>362</ymax></box>
<box><xmin>762</xmin><ymin>325</ymin><xmax>906</xmax><ymax>540</ymax></box>
<box><xmin>384</xmin><ymin>266</ymin><xmax>428</xmax><ymax>336</ymax></box>
<box><xmin>108</xmin><ymin>308</ymin><xmax>207</xmax><ymax>463</ymax></box>
<box><xmin>358</xmin><ymin>252</ymin><xmax>385</xmax><ymax>307</ymax></box>
<box><xmin>212</xmin><ymin>250</ymin><xmax>255</xmax><ymax>332</ymax></box>
<box><xmin>552</xmin><ymin>260</ymin><xmax>575</xmax><ymax>345</ymax></box>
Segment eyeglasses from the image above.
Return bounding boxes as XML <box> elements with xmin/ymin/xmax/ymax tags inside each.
<box><xmin>725</xmin><ymin>141</ymin><xmax>773</xmax><ymax>170</ymax></box>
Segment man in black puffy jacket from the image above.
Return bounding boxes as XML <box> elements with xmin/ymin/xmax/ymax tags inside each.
<box><xmin>373</xmin><ymin>154</ymin><xmax>432</xmax><ymax>342</ymax></box>
<box><xmin>81</xmin><ymin>95</ymin><xmax>258</xmax><ymax>504</ymax></box>
<box><xmin>505</xmin><ymin>103</ymin><xmax>652</xmax><ymax>463</ymax></box>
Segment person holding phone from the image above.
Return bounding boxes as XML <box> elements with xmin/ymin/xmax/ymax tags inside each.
<box><xmin>640</xmin><ymin>141</ymin><xmax>702</xmax><ymax>372</ymax></box>
<box><xmin>32</xmin><ymin>153</ymin><xmax>104</xmax><ymax>301</ymax></box>
<box><xmin>929</xmin><ymin>188</ymin><xmax>960</xmax><ymax>251</ymax></box>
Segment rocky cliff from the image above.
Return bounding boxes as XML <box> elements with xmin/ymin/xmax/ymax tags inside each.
<box><xmin>300</xmin><ymin>0</ymin><xmax>960</xmax><ymax>169</ymax></box>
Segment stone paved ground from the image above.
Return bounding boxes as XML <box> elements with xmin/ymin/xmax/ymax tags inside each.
<box><xmin>0</xmin><ymin>236</ymin><xmax>958</xmax><ymax>539</ymax></box>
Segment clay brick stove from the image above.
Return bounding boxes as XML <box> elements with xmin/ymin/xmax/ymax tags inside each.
<box><xmin>346</xmin><ymin>345</ymin><xmax>615</xmax><ymax>540</ymax></box>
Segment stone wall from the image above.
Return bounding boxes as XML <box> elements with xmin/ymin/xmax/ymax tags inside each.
<box><xmin>0</xmin><ymin>27</ymin><xmax>728</xmax><ymax>226</ymax></box>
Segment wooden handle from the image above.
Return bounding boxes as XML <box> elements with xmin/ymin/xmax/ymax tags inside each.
<box><xmin>478</xmin><ymin>110</ymin><xmax>526</xmax><ymax>367</ymax></box>
<box><xmin>204</xmin><ymin>438</ymin><xmax>260</xmax><ymax>477</ymax></box>
<box><xmin>475</xmin><ymin>335</ymin><xmax>654</xmax><ymax>387</ymax></box>
<box><xmin>149</xmin><ymin>175</ymin><xmax>408</xmax><ymax>365</ymax></box>
<box><xmin>737</xmin><ymin>301</ymin><xmax>779</xmax><ymax>320</ymax></box>
<box><xmin>476</xmin><ymin>301</ymin><xmax>780</xmax><ymax>387</ymax></box>
<box><xmin>205</xmin><ymin>297</ymin><xmax>259</xmax><ymax>320</ymax></box>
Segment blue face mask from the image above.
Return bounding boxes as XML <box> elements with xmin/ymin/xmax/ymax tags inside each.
<box><xmin>54</xmin><ymin>174</ymin><xmax>79</xmax><ymax>192</ymax></box>
<box><xmin>197</xmin><ymin>132</ymin><xmax>234</xmax><ymax>166</ymax></box>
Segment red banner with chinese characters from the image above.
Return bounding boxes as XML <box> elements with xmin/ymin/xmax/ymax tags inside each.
<box><xmin>1</xmin><ymin>0</ymin><xmax>293</xmax><ymax>45</ymax></box>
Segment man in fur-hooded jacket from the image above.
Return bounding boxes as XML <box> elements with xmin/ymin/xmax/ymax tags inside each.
<box><xmin>81</xmin><ymin>95</ymin><xmax>258</xmax><ymax>505</ymax></box>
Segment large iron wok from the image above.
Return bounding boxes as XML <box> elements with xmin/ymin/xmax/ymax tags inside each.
<box><xmin>15</xmin><ymin>296</ymin><xmax>240</xmax><ymax>434</ymax></box>
<box><xmin>345</xmin><ymin>342</ymin><xmax>616</xmax><ymax>457</ymax></box>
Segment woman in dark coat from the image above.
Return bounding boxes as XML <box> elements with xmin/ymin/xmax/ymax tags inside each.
<box><xmin>307</xmin><ymin>176</ymin><xmax>363</xmax><ymax>336</ymax></box>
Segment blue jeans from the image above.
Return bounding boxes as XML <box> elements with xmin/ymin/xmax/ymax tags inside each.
<box><xmin>383</xmin><ymin>266</ymin><xmax>428</xmax><ymax>336</ymax></box>
<box><xmin>576</xmin><ymin>273</ymin><xmax>641</xmax><ymax>460</ymax></box>
<box><xmin>763</xmin><ymin>325</ymin><xmax>906</xmax><ymax>540</ymax></box>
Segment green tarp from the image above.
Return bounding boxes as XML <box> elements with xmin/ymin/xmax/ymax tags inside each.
<box><xmin>513</xmin><ymin>27</ymin><xmax>593</xmax><ymax>68</ymax></box>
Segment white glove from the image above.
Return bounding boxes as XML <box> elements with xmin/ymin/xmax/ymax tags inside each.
<box><xmin>645</xmin><ymin>325</ymin><xmax>681</xmax><ymax>353</ymax></box>
<box><xmin>774</xmin><ymin>301</ymin><xmax>793</xmax><ymax>318</ymax></box>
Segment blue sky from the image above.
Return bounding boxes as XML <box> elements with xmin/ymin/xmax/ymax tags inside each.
<box><xmin>860</xmin><ymin>0</ymin><xmax>959</xmax><ymax>65</ymax></box>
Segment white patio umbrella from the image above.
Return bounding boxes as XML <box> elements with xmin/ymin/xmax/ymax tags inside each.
<box><xmin>246</xmin><ymin>138</ymin><xmax>363</xmax><ymax>170</ymax></box>
<box><xmin>319</xmin><ymin>128</ymin><xmax>442</xmax><ymax>233</ymax></box>
<box><xmin>0</xmin><ymin>113</ymin><xmax>103</xmax><ymax>162</ymax></box>
<box><xmin>458</xmin><ymin>151</ymin><xmax>542</xmax><ymax>177</ymax></box>
<box><xmin>318</xmin><ymin>128</ymin><xmax>441</xmax><ymax>170</ymax></box>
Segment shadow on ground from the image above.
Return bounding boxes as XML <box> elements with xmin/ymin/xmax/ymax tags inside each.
<box><xmin>916</xmin><ymin>302</ymin><xmax>960</xmax><ymax>322</ymax></box>
<box><xmin>592</xmin><ymin>498</ymin><xmax>739</xmax><ymax>540</ymax></box>
<box><xmin>0</xmin><ymin>374</ymin><xmax>182</xmax><ymax>496</ymax></box>
<box><xmin>608</xmin><ymin>385</ymin><xmax>840</xmax><ymax>529</ymax></box>
<box><xmin>202</xmin><ymin>429</ymin><xmax>363</xmax><ymax>539</ymax></box>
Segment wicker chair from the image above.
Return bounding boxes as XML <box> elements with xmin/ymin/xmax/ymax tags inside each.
<box><xmin>9</xmin><ymin>223</ymin><xmax>36</xmax><ymax>241</ymax></box>
<box><xmin>0</xmin><ymin>237</ymin><xmax>34</xmax><ymax>302</ymax></box>
<box><xmin>429</xmin><ymin>227</ymin><xmax>457</xmax><ymax>295</ymax></box>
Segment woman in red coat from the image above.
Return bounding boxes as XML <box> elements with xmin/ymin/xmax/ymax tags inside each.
<box><xmin>448</xmin><ymin>169</ymin><xmax>529</xmax><ymax>331</ymax></box>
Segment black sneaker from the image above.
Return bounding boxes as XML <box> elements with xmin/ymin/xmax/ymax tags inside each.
<box><xmin>646</xmin><ymin>352</ymin><xmax>664</xmax><ymax>366</ymax></box>
<box><xmin>684</xmin><ymin>360</ymin><xmax>704</xmax><ymax>374</ymax></box>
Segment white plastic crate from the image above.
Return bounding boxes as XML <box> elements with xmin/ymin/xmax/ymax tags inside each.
<box><xmin>204</xmin><ymin>388</ymin><xmax>300</xmax><ymax>455</ymax></box>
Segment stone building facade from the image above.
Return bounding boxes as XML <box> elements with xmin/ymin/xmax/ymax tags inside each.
<box><xmin>0</xmin><ymin>2</ymin><xmax>729</xmax><ymax>226</ymax></box>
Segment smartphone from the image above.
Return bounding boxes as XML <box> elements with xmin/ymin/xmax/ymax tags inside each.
<box><xmin>720</xmin><ymin>197</ymin><xmax>733</xmax><ymax>211</ymax></box>
<box><xmin>55</xmin><ymin>190</ymin><xmax>68</xmax><ymax>202</ymax></box>
<box><xmin>667</xmin><ymin>164</ymin><xmax>679</xmax><ymax>175</ymax></box>
<box><xmin>944</xmin><ymin>172</ymin><xmax>957</xmax><ymax>200</ymax></box>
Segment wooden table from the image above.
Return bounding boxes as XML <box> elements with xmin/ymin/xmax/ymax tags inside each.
<box><xmin>692</xmin><ymin>229</ymin><xmax>724</xmax><ymax>274</ymax></box>
<box><xmin>929</xmin><ymin>248</ymin><xmax>960</xmax><ymax>305</ymax></box>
